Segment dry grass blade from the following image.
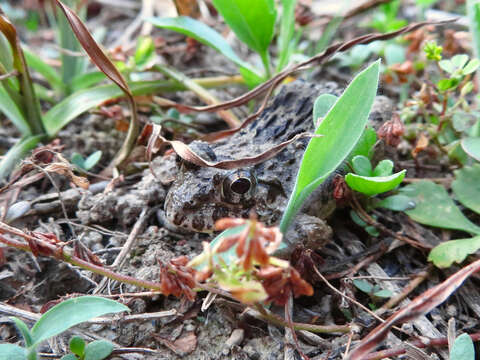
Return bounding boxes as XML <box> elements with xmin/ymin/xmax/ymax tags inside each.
<box><xmin>164</xmin><ymin>18</ymin><xmax>456</xmax><ymax>115</ymax></box>
<box><xmin>152</xmin><ymin>125</ymin><xmax>321</xmax><ymax>170</ymax></box>
<box><xmin>54</xmin><ymin>0</ymin><xmax>139</xmax><ymax>172</ymax></box>
<box><xmin>54</xmin><ymin>0</ymin><xmax>131</xmax><ymax>97</ymax></box>
<box><xmin>347</xmin><ymin>258</ymin><xmax>480</xmax><ymax>359</ymax></box>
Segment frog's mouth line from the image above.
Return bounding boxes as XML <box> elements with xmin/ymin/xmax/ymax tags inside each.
<box><xmin>164</xmin><ymin>192</ymin><xmax>252</xmax><ymax>233</ymax></box>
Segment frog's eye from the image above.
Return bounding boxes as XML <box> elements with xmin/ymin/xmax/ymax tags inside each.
<box><xmin>221</xmin><ymin>170</ymin><xmax>256</xmax><ymax>204</ymax></box>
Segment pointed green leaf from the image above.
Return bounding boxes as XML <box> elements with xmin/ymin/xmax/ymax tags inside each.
<box><xmin>148</xmin><ymin>16</ymin><xmax>261</xmax><ymax>83</ymax></box>
<box><xmin>400</xmin><ymin>181</ymin><xmax>480</xmax><ymax>235</ymax></box>
<box><xmin>0</xmin><ymin>85</ymin><xmax>29</xmax><ymax>135</ymax></box>
<box><xmin>280</xmin><ymin>60</ymin><xmax>380</xmax><ymax>233</ymax></box>
<box><xmin>276</xmin><ymin>0</ymin><xmax>297</xmax><ymax>70</ymax></box>
<box><xmin>31</xmin><ymin>296</ymin><xmax>129</xmax><ymax>347</ymax></box>
<box><xmin>211</xmin><ymin>0</ymin><xmax>276</xmax><ymax>56</ymax></box>
<box><xmin>0</xmin><ymin>135</ymin><xmax>44</xmax><ymax>180</ymax></box>
<box><xmin>11</xmin><ymin>317</ymin><xmax>33</xmax><ymax>347</ymax></box>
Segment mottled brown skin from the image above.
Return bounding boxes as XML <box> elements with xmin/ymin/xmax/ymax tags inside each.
<box><xmin>164</xmin><ymin>81</ymin><xmax>391</xmax><ymax>234</ymax></box>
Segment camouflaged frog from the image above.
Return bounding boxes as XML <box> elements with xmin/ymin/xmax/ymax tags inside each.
<box><xmin>164</xmin><ymin>81</ymin><xmax>392</xmax><ymax>249</ymax></box>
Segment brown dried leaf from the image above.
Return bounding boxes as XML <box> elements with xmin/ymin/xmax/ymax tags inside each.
<box><xmin>347</xmin><ymin>258</ymin><xmax>480</xmax><ymax>359</ymax></box>
<box><xmin>153</xmin><ymin>126</ymin><xmax>319</xmax><ymax>170</ymax></box>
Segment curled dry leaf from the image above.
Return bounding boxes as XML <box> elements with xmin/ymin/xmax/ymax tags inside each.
<box><xmin>150</xmin><ymin>125</ymin><xmax>321</xmax><ymax>170</ymax></box>
<box><xmin>159</xmin><ymin>256</ymin><xmax>197</xmax><ymax>301</ymax></box>
<box><xmin>412</xmin><ymin>133</ymin><xmax>429</xmax><ymax>158</ymax></box>
<box><xmin>256</xmin><ymin>265</ymin><xmax>313</xmax><ymax>306</ymax></box>
<box><xmin>214</xmin><ymin>216</ymin><xmax>283</xmax><ymax>270</ymax></box>
<box><xmin>377</xmin><ymin>113</ymin><xmax>405</xmax><ymax>147</ymax></box>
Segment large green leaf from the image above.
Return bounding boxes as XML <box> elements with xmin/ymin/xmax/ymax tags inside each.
<box><xmin>400</xmin><ymin>180</ymin><xmax>480</xmax><ymax>235</ymax></box>
<box><xmin>0</xmin><ymin>344</ymin><xmax>26</xmax><ymax>360</ymax></box>
<box><xmin>428</xmin><ymin>236</ymin><xmax>480</xmax><ymax>268</ymax></box>
<box><xmin>148</xmin><ymin>16</ymin><xmax>262</xmax><ymax>84</ymax></box>
<box><xmin>30</xmin><ymin>296</ymin><xmax>129</xmax><ymax>347</ymax></box>
<box><xmin>211</xmin><ymin>0</ymin><xmax>276</xmax><ymax>62</ymax></box>
<box><xmin>279</xmin><ymin>60</ymin><xmax>380</xmax><ymax>233</ymax></box>
<box><xmin>452</xmin><ymin>164</ymin><xmax>480</xmax><ymax>215</ymax></box>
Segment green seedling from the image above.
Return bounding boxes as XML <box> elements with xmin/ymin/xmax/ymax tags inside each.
<box><xmin>350</xmin><ymin>209</ymin><xmax>380</xmax><ymax>237</ymax></box>
<box><xmin>0</xmin><ymin>296</ymin><xmax>129</xmax><ymax>360</ymax></box>
<box><xmin>368</xmin><ymin>0</ymin><xmax>407</xmax><ymax>33</ymax></box>
<box><xmin>61</xmin><ymin>336</ymin><xmax>114</xmax><ymax>360</ymax></box>
<box><xmin>71</xmin><ymin>150</ymin><xmax>102</xmax><ymax>172</ymax></box>
<box><xmin>437</xmin><ymin>54</ymin><xmax>479</xmax><ymax>91</ymax></box>
<box><xmin>149</xmin><ymin>0</ymin><xmax>299</xmax><ymax>86</ymax></box>
<box><xmin>345</xmin><ymin>155</ymin><xmax>406</xmax><ymax>196</ymax></box>
<box><xmin>352</xmin><ymin>279</ymin><xmax>393</xmax><ymax>300</ymax></box>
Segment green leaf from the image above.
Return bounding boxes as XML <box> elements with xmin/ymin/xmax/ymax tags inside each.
<box><xmin>11</xmin><ymin>317</ymin><xmax>33</xmax><ymax>347</ymax></box>
<box><xmin>384</xmin><ymin>43</ymin><xmax>405</xmax><ymax>65</ymax></box>
<box><xmin>211</xmin><ymin>0</ymin><xmax>276</xmax><ymax>58</ymax></box>
<box><xmin>400</xmin><ymin>181</ymin><xmax>480</xmax><ymax>235</ymax></box>
<box><xmin>352</xmin><ymin>155</ymin><xmax>372</xmax><ymax>176</ymax></box>
<box><xmin>345</xmin><ymin>170</ymin><xmax>406</xmax><ymax>196</ymax></box>
<box><xmin>450</xmin><ymin>333</ymin><xmax>475</xmax><ymax>360</ymax></box>
<box><xmin>313</xmin><ymin>94</ymin><xmax>338</xmax><ymax>126</ymax></box>
<box><xmin>461</xmin><ymin>137</ymin><xmax>480</xmax><ymax>161</ymax></box>
<box><xmin>347</xmin><ymin>127</ymin><xmax>377</xmax><ymax>161</ymax></box>
<box><xmin>428</xmin><ymin>236</ymin><xmax>480</xmax><ymax>268</ymax></box>
<box><xmin>279</xmin><ymin>60</ymin><xmax>380</xmax><ymax>233</ymax></box>
<box><xmin>373</xmin><ymin>289</ymin><xmax>393</xmax><ymax>298</ymax></box>
<box><xmin>71</xmin><ymin>153</ymin><xmax>85</xmax><ymax>170</ymax></box>
<box><xmin>134</xmin><ymin>36</ymin><xmax>155</xmax><ymax>69</ymax></box>
<box><xmin>437</xmin><ymin>78</ymin><xmax>459</xmax><ymax>91</ymax></box>
<box><xmin>0</xmin><ymin>135</ymin><xmax>44</xmax><ymax>180</ymax></box>
<box><xmin>451</xmin><ymin>54</ymin><xmax>469</xmax><ymax>69</ymax></box>
<box><xmin>438</xmin><ymin>59</ymin><xmax>454</xmax><ymax>73</ymax></box>
<box><xmin>23</xmin><ymin>48</ymin><xmax>65</xmax><ymax>94</ymax></box>
<box><xmin>452</xmin><ymin>165</ymin><xmax>480</xmax><ymax>215</ymax></box>
<box><xmin>69</xmin><ymin>336</ymin><xmax>86</xmax><ymax>357</ymax></box>
<box><xmin>71</xmin><ymin>71</ymin><xmax>106</xmax><ymax>92</ymax></box>
<box><xmin>148</xmin><ymin>16</ymin><xmax>261</xmax><ymax>83</ymax></box>
<box><xmin>84</xmin><ymin>340</ymin><xmax>114</xmax><ymax>360</ymax></box>
<box><xmin>373</xmin><ymin>159</ymin><xmax>394</xmax><ymax>176</ymax></box>
<box><xmin>0</xmin><ymin>84</ymin><xmax>30</xmax><ymax>135</ymax></box>
<box><xmin>276</xmin><ymin>0</ymin><xmax>297</xmax><ymax>71</ymax></box>
<box><xmin>353</xmin><ymin>279</ymin><xmax>373</xmax><ymax>293</ymax></box>
<box><xmin>30</xmin><ymin>296</ymin><xmax>129</xmax><ymax>347</ymax></box>
<box><xmin>83</xmin><ymin>150</ymin><xmax>102</xmax><ymax>170</ymax></box>
<box><xmin>467</xmin><ymin>0</ymin><xmax>480</xmax><ymax>61</ymax></box>
<box><xmin>60</xmin><ymin>355</ymin><xmax>78</xmax><ymax>360</ymax></box>
<box><xmin>463</xmin><ymin>58</ymin><xmax>480</xmax><ymax>74</ymax></box>
<box><xmin>377</xmin><ymin>194</ymin><xmax>416</xmax><ymax>211</ymax></box>
<box><xmin>0</xmin><ymin>344</ymin><xmax>27</xmax><ymax>360</ymax></box>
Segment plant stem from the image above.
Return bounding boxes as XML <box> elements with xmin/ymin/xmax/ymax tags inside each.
<box><xmin>260</xmin><ymin>51</ymin><xmax>272</xmax><ymax>79</ymax></box>
<box><xmin>252</xmin><ymin>304</ymin><xmax>351</xmax><ymax>334</ymax></box>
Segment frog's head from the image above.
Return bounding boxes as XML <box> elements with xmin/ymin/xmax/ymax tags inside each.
<box><xmin>165</xmin><ymin>162</ymin><xmax>260</xmax><ymax>232</ymax></box>
<box><xmin>164</xmin><ymin>137</ymin><xmax>268</xmax><ymax>232</ymax></box>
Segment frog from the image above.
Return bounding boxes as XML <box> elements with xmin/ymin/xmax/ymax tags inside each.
<box><xmin>164</xmin><ymin>80</ymin><xmax>392</xmax><ymax>250</ymax></box>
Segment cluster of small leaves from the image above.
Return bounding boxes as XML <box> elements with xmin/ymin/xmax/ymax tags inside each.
<box><xmin>188</xmin><ymin>217</ymin><xmax>313</xmax><ymax>306</ymax></box>
<box><xmin>380</xmin><ymin>165</ymin><xmax>480</xmax><ymax>268</ymax></box>
<box><xmin>61</xmin><ymin>336</ymin><xmax>113</xmax><ymax>360</ymax></box>
<box><xmin>353</xmin><ymin>279</ymin><xmax>393</xmax><ymax>301</ymax></box>
<box><xmin>437</xmin><ymin>54</ymin><xmax>479</xmax><ymax>91</ymax></box>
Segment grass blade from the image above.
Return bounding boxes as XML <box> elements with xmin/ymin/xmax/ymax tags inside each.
<box><xmin>277</xmin><ymin>0</ymin><xmax>297</xmax><ymax>71</ymax></box>
<box><xmin>0</xmin><ymin>85</ymin><xmax>30</xmax><ymax>135</ymax></box>
<box><xmin>0</xmin><ymin>135</ymin><xmax>44</xmax><ymax>179</ymax></box>
<box><xmin>279</xmin><ymin>60</ymin><xmax>380</xmax><ymax>233</ymax></box>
